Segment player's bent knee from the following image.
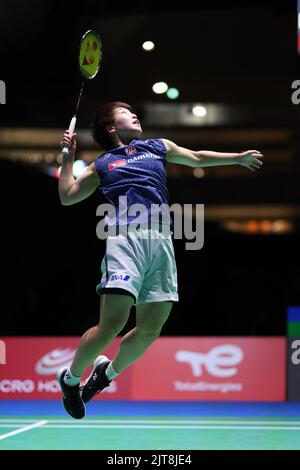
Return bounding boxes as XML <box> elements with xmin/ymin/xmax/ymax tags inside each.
<box><xmin>103</xmin><ymin>322</ymin><xmax>126</xmax><ymax>337</ymax></box>
<box><xmin>137</xmin><ymin>327</ymin><xmax>162</xmax><ymax>343</ymax></box>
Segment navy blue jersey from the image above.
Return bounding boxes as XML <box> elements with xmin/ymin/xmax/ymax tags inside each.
<box><xmin>94</xmin><ymin>139</ymin><xmax>172</xmax><ymax>230</ymax></box>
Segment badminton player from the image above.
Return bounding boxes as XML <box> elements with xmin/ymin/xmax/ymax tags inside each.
<box><xmin>57</xmin><ymin>102</ymin><xmax>263</xmax><ymax>418</ymax></box>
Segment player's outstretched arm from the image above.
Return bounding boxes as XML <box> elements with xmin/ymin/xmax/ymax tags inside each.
<box><xmin>163</xmin><ymin>139</ymin><xmax>263</xmax><ymax>171</ymax></box>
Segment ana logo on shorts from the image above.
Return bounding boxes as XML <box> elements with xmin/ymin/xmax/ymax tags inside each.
<box><xmin>110</xmin><ymin>274</ymin><xmax>131</xmax><ymax>281</ymax></box>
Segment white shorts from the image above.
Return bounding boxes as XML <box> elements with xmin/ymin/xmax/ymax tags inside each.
<box><xmin>96</xmin><ymin>227</ymin><xmax>179</xmax><ymax>305</ymax></box>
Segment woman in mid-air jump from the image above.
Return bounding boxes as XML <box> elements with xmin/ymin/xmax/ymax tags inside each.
<box><xmin>57</xmin><ymin>101</ymin><xmax>263</xmax><ymax>419</ymax></box>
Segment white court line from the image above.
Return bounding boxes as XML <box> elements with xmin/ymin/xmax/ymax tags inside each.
<box><xmin>1</xmin><ymin>419</ymin><xmax>300</xmax><ymax>425</ymax></box>
<box><xmin>0</xmin><ymin>420</ymin><xmax>300</xmax><ymax>432</ymax></box>
<box><xmin>0</xmin><ymin>420</ymin><xmax>37</xmax><ymax>423</ymax></box>
<box><xmin>0</xmin><ymin>425</ymin><xmax>29</xmax><ymax>428</ymax></box>
<box><xmin>41</xmin><ymin>424</ymin><xmax>300</xmax><ymax>430</ymax></box>
<box><xmin>0</xmin><ymin>420</ymin><xmax>47</xmax><ymax>441</ymax></box>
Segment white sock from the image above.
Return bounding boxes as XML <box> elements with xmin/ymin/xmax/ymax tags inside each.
<box><xmin>105</xmin><ymin>362</ymin><xmax>119</xmax><ymax>381</ymax></box>
<box><xmin>63</xmin><ymin>369</ymin><xmax>81</xmax><ymax>386</ymax></box>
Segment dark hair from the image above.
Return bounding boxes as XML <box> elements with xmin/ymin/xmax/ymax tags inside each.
<box><xmin>90</xmin><ymin>101</ymin><xmax>133</xmax><ymax>150</ymax></box>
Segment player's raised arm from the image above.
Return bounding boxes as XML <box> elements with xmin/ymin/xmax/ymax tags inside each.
<box><xmin>163</xmin><ymin>139</ymin><xmax>203</xmax><ymax>167</ymax></box>
<box><xmin>163</xmin><ymin>139</ymin><xmax>263</xmax><ymax>171</ymax></box>
<box><xmin>58</xmin><ymin>130</ymin><xmax>100</xmax><ymax>206</ymax></box>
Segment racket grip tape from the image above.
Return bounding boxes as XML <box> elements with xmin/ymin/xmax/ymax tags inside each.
<box><xmin>62</xmin><ymin>116</ymin><xmax>77</xmax><ymax>157</ymax></box>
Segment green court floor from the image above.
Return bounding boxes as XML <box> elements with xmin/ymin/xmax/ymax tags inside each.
<box><xmin>1</xmin><ymin>415</ymin><xmax>300</xmax><ymax>450</ymax></box>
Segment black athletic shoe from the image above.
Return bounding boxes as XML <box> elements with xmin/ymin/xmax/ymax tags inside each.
<box><xmin>57</xmin><ymin>368</ymin><xmax>86</xmax><ymax>419</ymax></box>
<box><xmin>80</xmin><ymin>355</ymin><xmax>111</xmax><ymax>403</ymax></box>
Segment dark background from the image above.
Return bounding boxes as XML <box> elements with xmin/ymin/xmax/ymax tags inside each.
<box><xmin>0</xmin><ymin>0</ymin><xmax>299</xmax><ymax>337</ymax></box>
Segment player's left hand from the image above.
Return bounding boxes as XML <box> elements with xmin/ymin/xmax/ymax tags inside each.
<box><xmin>237</xmin><ymin>150</ymin><xmax>264</xmax><ymax>172</ymax></box>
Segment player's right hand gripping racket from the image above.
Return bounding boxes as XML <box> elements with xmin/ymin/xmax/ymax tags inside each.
<box><xmin>62</xmin><ymin>30</ymin><xmax>102</xmax><ymax>157</ymax></box>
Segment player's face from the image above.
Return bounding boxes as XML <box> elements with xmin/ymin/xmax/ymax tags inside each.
<box><xmin>110</xmin><ymin>107</ymin><xmax>142</xmax><ymax>144</ymax></box>
<box><xmin>113</xmin><ymin>107</ymin><xmax>142</xmax><ymax>132</ymax></box>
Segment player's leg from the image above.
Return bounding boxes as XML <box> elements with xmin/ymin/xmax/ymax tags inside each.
<box><xmin>57</xmin><ymin>292</ymin><xmax>134</xmax><ymax>418</ymax></box>
<box><xmin>111</xmin><ymin>300</ymin><xmax>173</xmax><ymax>373</ymax></box>
<box><xmin>81</xmin><ymin>229</ymin><xmax>176</xmax><ymax>402</ymax></box>
<box><xmin>70</xmin><ymin>292</ymin><xmax>134</xmax><ymax>377</ymax></box>
<box><xmin>81</xmin><ymin>300</ymin><xmax>173</xmax><ymax>403</ymax></box>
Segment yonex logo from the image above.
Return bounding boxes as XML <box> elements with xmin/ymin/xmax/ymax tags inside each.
<box><xmin>108</xmin><ymin>159</ymin><xmax>126</xmax><ymax>171</ymax></box>
<box><xmin>110</xmin><ymin>274</ymin><xmax>131</xmax><ymax>281</ymax></box>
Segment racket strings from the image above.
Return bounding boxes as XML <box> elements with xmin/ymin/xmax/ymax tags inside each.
<box><xmin>79</xmin><ymin>32</ymin><xmax>102</xmax><ymax>80</ymax></box>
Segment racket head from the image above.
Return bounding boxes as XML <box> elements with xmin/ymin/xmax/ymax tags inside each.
<box><xmin>78</xmin><ymin>30</ymin><xmax>102</xmax><ymax>80</ymax></box>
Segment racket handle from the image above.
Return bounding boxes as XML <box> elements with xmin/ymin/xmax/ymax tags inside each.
<box><xmin>62</xmin><ymin>116</ymin><xmax>77</xmax><ymax>157</ymax></box>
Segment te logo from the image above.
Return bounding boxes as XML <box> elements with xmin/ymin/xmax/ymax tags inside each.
<box><xmin>0</xmin><ymin>80</ymin><xmax>6</xmax><ymax>104</ymax></box>
<box><xmin>175</xmin><ymin>345</ymin><xmax>244</xmax><ymax>378</ymax></box>
<box><xmin>0</xmin><ymin>340</ymin><xmax>6</xmax><ymax>364</ymax></box>
<box><xmin>291</xmin><ymin>340</ymin><xmax>300</xmax><ymax>365</ymax></box>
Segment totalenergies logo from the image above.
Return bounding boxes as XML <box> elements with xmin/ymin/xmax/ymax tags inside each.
<box><xmin>35</xmin><ymin>348</ymin><xmax>76</xmax><ymax>376</ymax></box>
<box><xmin>175</xmin><ymin>345</ymin><xmax>244</xmax><ymax>378</ymax></box>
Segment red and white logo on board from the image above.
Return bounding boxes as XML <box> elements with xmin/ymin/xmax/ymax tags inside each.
<box><xmin>108</xmin><ymin>159</ymin><xmax>126</xmax><ymax>171</ymax></box>
<box><xmin>125</xmin><ymin>145</ymin><xmax>136</xmax><ymax>156</ymax></box>
<box><xmin>131</xmin><ymin>337</ymin><xmax>286</xmax><ymax>401</ymax></box>
<box><xmin>175</xmin><ymin>345</ymin><xmax>244</xmax><ymax>378</ymax></box>
<box><xmin>0</xmin><ymin>337</ymin><xmax>286</xmax><ymax>401</ymax></box>
<box><xmin>0</xmin><ymin>338</ymin><xmax>127</xmax><ymax>399</ymax></box>
<box><xmin>35</xmin><ymin>348</ymin><xmax>76</xmax><ymax>375</ymax></box>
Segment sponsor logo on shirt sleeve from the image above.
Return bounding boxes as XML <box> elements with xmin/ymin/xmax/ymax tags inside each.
<box><xmin>108</xmin><ymin>159</ymin><xmax>126</xmax><ymax>171</ymax></box>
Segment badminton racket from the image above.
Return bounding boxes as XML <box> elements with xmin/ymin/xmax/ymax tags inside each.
<box><xmin>62</xmin><ymin>30</ymin><xmax>102</xmax><ymax>157</ymax></box>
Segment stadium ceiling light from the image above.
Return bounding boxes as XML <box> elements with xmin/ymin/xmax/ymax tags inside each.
<box><xmin>192</xmin><ymin>105</ymin><xmax>207</xmax><ymax>117</ymax></box>
<box><xmin>142</xmin><ymin>41</ymin><xmax>155</xmax><ymax>51</ymax></box>
<box><xmin>152</xmin><ymin>82</ymin><xmax>168</xmax><ymax>94</ymax></box>
<box><xmin>166</xmin><ymin>88</ymin><xmax>179</xmax><ymax>100</ymax></box>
